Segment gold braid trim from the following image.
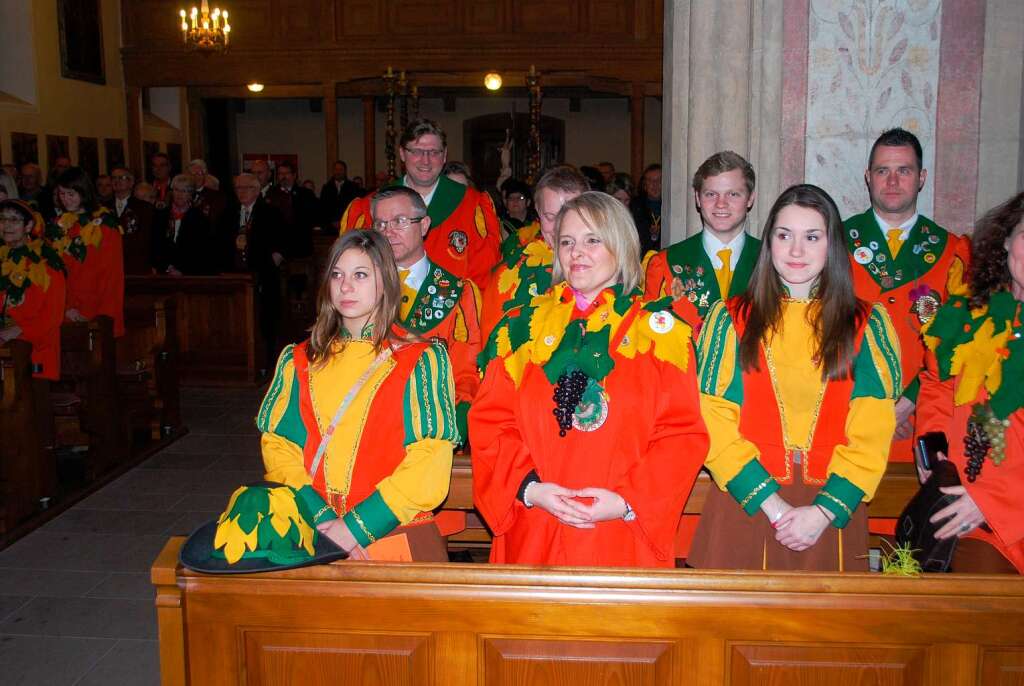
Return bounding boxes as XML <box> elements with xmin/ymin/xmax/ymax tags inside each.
<box><xmin>349</xmin><ymin>510</ymin><xmax>377</xmax><ymax>544</ymax></box>
<box><xmin>739</xmin><ymin>478</ymin><xmax>774</xmax><ymax>509</ymax></box>
<box><xmin>312</xmin><ymin>505</ymin><xmax>334</xmax><ymax>523</ymax></box>
<box><xmin>818</xmin><ymin>490</ymin><xmax>853</xmax><ymax>518</ymax></box>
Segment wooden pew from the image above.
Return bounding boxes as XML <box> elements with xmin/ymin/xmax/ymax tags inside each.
<box><xmin>56</xmin><ymin>316</ymin><xmax>129</xmax><ymax>479</ymax></box>
<box><xmin>0</xmin><ymin>340</ymin><xmax>54</xmax><ymax>533</ymax></box>
<box><xmin>126</xmin><ymin>274</ymin><xmax>264</xmax><ymax>386</ymax></box>
<box><xmin>152</xmin><ymin>536</ymin><xmax>1024</xmax><ymax>686</ymax></box>
<box><xmin>117</xmin><ymin>296</ymin><xmax>182</xmax><ymax>446</ymax></box>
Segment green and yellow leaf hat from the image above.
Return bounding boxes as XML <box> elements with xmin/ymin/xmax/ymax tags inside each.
<box><xmin>179</xmin><ymin>482</ymin><xmax>348</xmax><ymax>574</ymax></box>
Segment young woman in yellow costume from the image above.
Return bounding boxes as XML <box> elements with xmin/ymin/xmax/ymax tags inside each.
<box><xmin>257</xmin><ymin>230</ymin><xmax>460</xmax><ymax>561</ymax></box>
<box><xmin>689</xmin><ymin>184</ymin><xmax>902</xmax><ymax>571</ymax></box>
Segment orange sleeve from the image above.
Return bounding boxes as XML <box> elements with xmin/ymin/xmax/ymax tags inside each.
<box><xmin>10</xmin><ymin>268</ymin><xmax>67</xmax><ymax>379</ymax></box>
<box><xmin>340</xmin><ymin>195</ymin><xmax>372</xmax><ymax>231</ymax></box>
<box><xmin>463</xmin><ymin>191</ymin><xmax>502</xmax><ymax>292</ymax></box>
<box><xmin>468</xmin><ymin>359</ymin><xmax>537</xmax><ymax>537</ymax></box>
<box><xmin>644</xmin><ymin>251</ymin><xmax>670</xmax><ymax>300</ymax></box>
<box><xmin>449</xmin><ymin>280</ymin><xmax>483</xmax><ymax>406</ymax></box>
<box><xmin>479</xmin><ymin>265</ymin><xmax>509</xmax><ymax>341</ymax></box>
<box><xmin>915</xmin><ymin>349</ymin><xmax>955</xmax><ymax>436</ymax></box>
<box><xmin>612</xmin><ymin>345</ymin><xmax>710</xmax><ymax>560</ymax></box>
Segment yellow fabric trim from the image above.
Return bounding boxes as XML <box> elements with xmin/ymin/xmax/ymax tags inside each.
<box><xmin>310</xmin><ymin>341</ymin><xmax>396</xmax><ymax>510</ymax></box>
<box><xmin>827</xmin><ymin>396</ymin><xmax>893</xmax><ymax>501</ymax></box>
<box><xmin>863</xmin><ymin>304</ymin><xmax>901</xmax><ymax>399</ymax></box>
<box><xmin>377</xmin><ymin>437</ymin><xmax>454</xmax><ymax>525</ymax></box>
<box><xmin>261</xmin><ymin>432</ymin><xmax>311</xmax><ymax>490</ymax></box>
<box><xmin>699</xmin><ymin>393</ymin><xmax>761</xmax><ymax>491</ymax></box>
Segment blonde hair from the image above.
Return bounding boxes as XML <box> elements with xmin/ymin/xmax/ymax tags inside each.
<box><xmin>307</xmin><ymin>231</ymin><xmax>405</xmax><ymax>365</ymax></box>
<box><xmin>551</xmin><ymin>191</ymin><xmax>642</xmax><ymax>294</ymax></box>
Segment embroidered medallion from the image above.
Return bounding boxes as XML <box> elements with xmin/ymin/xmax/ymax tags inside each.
<box><xmin>648</xmin><ymin>310</ymin><xmax>674</xmax><ymax>334</ymax></box>
<box><xmin>571</xmin><ymin>378</ymin><xmax>610</xmax><ymax>432</ymax></box>
<box><xmin>853</xmin><ymin>246</ymin><xmax>874</xmax><ymax>264</ymax></box>
<box><xmin>448</xmin><ymin>230</ymin><xmax>468</xmax><ymax>255</ymax></box>
<box><xmin>910</xmin><ymin>285</ymin><xmax>941</xmax><ymax>324</ymax></box>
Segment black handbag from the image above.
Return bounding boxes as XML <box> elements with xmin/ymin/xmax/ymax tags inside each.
<box><xmin>895</xmin><ymin>460</ymin><xmax>962</xmax><ymax>572</ymax></box>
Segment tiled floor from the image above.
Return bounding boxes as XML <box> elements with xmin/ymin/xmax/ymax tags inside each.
<box><xmin>0</xmin><ymin>386</ymin><xmax>267</xmax><ymax>685</ymax></box>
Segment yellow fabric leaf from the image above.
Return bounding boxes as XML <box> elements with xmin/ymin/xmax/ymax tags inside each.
<box><xmin>266</xmin><ymin>487</ymin><xmax>300</xmax><ymax>538</ymax></box>
<box><xmin>475</xmin><ymin>206</ymin><xmax>488</xmax><ymax>238</ymax></box>
<box><xmin>946</xmin><ymin>256</ymin><xmax>969</xmax><ymax>297</ymax></box>
<box><xmin>497</xmin><ymin>264</ymin><xmax>521</xmax><ymax>295</ymax></box>
<box><xmin>949</xmin><ymin>318</ymin><xmax>1012</xmax><ymax>406</ymax></box>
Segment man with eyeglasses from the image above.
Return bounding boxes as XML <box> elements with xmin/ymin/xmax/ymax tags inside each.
<box><xmin>371</xmin><ymin>186</ymin><xmax>482</xmax><ymax>442</ymax></box>
<box><xmin>110</xmin><ymin>167</ymin><xmax>158</xmax><ymax>274</ymax></box>
<box><xmin>341</xmin><ymin>118</ymin><xmax>501</xmax><ymax>290</ymax></box>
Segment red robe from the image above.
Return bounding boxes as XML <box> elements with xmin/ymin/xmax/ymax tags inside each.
<box><xmin>51</xmin><ymin>210</ymin><xmax>125</xmax><ymax>337</ymax></box>
<box><xmin>1</xmin><ymin>255</ymin><xmax>66</xmax><ymax>380</ymax></box>
<box><xmin>470</xmin><ymin>286</ymin><xmax>709</xmax><ymax>567</ymax></box>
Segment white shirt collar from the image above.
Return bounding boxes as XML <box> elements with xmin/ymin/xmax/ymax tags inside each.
<box><xmin>404</xmin><ymin>175</ymin><xmax>440</xmax><ymax>207</ymax></box>
<box><xmin>872</xmin><ymin>210</ymin><xmax>918</xmax><ymax>240</ymax></box>
<box><xmin>400</xmin><ymin>253</ymin><xmax>431</xmax><ymax>290</ymax></box>
<box><xmin>702</xmin><ymin>230</ymin><xmax>747</xmax><ymax>270</ymax></box>
<box><xmin>115</xmin><ymin>196</ymin><xmax>128</xmax><ymax>215</ymax></box>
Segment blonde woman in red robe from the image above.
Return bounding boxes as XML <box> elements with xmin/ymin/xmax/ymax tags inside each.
<box><xmin>471</xmin><ymin>192</ymin><xmax>709</xmax><ymax>568</ymax></box>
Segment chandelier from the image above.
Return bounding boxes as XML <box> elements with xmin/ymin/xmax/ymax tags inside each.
<box><xmin>179</xmin><ymin>1</ymin><xmax>231</xmax><ymax>52</ymax></box>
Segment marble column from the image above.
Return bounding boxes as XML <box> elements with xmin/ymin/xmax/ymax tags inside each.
<box><xmin>977</xmin><ymin>0</ymin><xmax>1024</xmax><ymax>217</ymax></box>
<box><xmin>662</xmin><ymin>0</ymin><xmax>785</xmax><ymax>243</ymax></box>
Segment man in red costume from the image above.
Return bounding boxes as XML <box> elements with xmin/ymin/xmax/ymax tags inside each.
<box><xmin>340</xmin><ymin>119</ymin><xmax>501</xmax><ymax>290</ymax></box>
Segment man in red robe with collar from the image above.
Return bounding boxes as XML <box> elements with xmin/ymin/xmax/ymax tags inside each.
<box><xmin>340</xmin><ymin>119</ymin><xmax>501</xmax><ymax>290</ymax></box>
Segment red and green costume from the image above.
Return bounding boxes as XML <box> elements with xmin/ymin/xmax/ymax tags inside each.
<box><xmin>917</xmin><ymin>292</ymin><xmax>1024</xmax><ymax>573</ymax></box>
<box><xmin>480</xmin><ymin>237</ymin><xmax>553</xmax><ymax>339</ymax></box>
<box><xmin>471</xmin><ymin>283</ymin><xmax>709</xmax><ymax>567</ymax></box>
<box><xmin>340</xmin><ymin>175</ymin><xmax>502</xmax><ymax>290</ymax></box>
<box><xmin>47</xmin><ymin>209</ymin><xmax>125</xmax><ymax>337</ymax></box>
<box><xmin>1</xmin><ymin>238</ymin><xmax>66</xmax><ymax>380</ymax></box>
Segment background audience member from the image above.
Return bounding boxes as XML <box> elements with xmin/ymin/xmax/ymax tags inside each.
<box><xmin>319</xmin><ymin>160</ymin><xmax>361</xmax><ymax>235</ymax></box>
<box><xmin>631</xmin><ymin>164</ymin><xmax>663</xmax><ymax>255</ymax></box>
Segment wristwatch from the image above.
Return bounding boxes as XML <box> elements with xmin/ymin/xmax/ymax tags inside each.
<box><xmin>622</xmin><ymin>501</ymin><xmax>636</xmax><ymax>522</ymax></box>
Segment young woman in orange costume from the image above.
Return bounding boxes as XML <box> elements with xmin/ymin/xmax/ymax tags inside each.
<box><xmin>257</xmin><ymin>230</ymin><xmax>460</xmax><ymax>561</ymax></box>
<box><xmin>689</xmin><ymin>184</ymin><xmax>901</xmax><ymax>571</ymax></box>
<box><xmin>47</xmin><ymin>167</ymin><xmax>124</xmax><ymax>336</ymax></box>
<box><xmin>471</xmin><ymin>192</ymin><xmax>709</xmax><ymax>568</ymax></box>
<box><xmin>916</xmin><ymin>191</ymin><xmax>1024</xmax><ymax>574</ymax></box>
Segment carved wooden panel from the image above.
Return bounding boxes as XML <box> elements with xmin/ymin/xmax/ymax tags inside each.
<box><xmin>730</xmin><ymin>644</ymin><xmax>926</xmax><ymax>685</ymax></box>
<box><xmin>387</xmin><ymin>0</ymin><xmax>457</xmax><ymax>34</ymax></box>
<box><xmin>336</xmin><ymin>0</ymin><xmax>381</xmax><ymax>36</ymax></box>
<box><xmin>482</xmin><ymin>637</ymin><xmax>673</xmax><ymax>685</ymax></box>
<box><xmin>77</xmin><ymin>137</ymin><xmax>99</xmax><ymax>178</ymax></box>
<box><xmin>222</xmin><ymin>0</ymin><xmax>275</xmax><ymax>48</ymax></box>
<box><xmin>243</xmin><ymin>630</ymin><xmax>430</xmax><ymax>685</ymax></box>
<box><xmin>513</xmin><ymin>0</ymin><xmax>578</xmax><ymax>34</ymax></box>
<box><xmin>47</xmin><ymin>135</ymin><xmax>69</xmax><ymax>169</ymax></box>
<box><xmin>981</xmin><ymin>649</ymin><xmax>1024</xmax><ymax>685</ymax></box>
<box><xmin>589</xmin><ymin>0</ymin><xmax>633</xmax><ymax>35</ymax></box>
<box><xmin>278</xmin><ymin>0</ymin><xmax>323</xmax><ymax>43</ymax></box>
<box><xmin>11</xmin><ymin>132</ymin><xmax>39</xmax><ymax>167</ymax></box>
<box><xmin>463</xmin><ymin>0</ymin><xmax>504</xmax><ymax>34</ymax></box>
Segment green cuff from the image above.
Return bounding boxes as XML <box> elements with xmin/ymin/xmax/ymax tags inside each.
<box><xmin>456</xmin><ymin>401</ymin><xmax>470</xmax><ymax>445</ymax></box>
<box><xmin>295</xmin><ymin>484</ymin><xmax>337</xmax><ymax>525</ymax></box>
<box><xmin>726</xmin><ymin>459</ymin><xmax>780</xmax><ymax>516</ymax></box>
<box><xmin>902</xmin><ymin>375</ymin><xmax>920</xmax><ymax>404</ymax></box>
<box><xmin>342</xmin><ymin>490</ymin><xmax>400</xmax><ymax>547</ymax></box>
<box><xmin>814</xmin><ymin>474</ymin><xmax>865</xmax><ymax>529</ymax></box>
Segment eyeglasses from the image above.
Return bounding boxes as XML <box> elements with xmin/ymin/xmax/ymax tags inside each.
<box><xmin>403</xmin><ymin>147</ymin><xmax>445</xmax><ymax>161</ymax></box>
<box><xmin>373</xmin><ymin>216</ymin><xmax>426</xmax><ymax>231</ymax></box>
<box><xmin>112</xmin><ymin>174</ymin><xmax>133</xmax><ymax>181</ymax></box>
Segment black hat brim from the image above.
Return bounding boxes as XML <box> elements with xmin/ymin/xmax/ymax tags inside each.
<box><xmin>179</xmin><ymin>520</ymin><xmax>348</xmax><ymax>575</ymax></box>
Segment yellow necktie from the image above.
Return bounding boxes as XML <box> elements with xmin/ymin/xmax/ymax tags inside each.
<box><xmin>715</xmin><ymin>248</ymin><xmax>733</xmax><ymax>297</ymax></box>
<box><xmin>887</xmin><ymin>228</ymin><xmax>904</xmax><ymax>258</ymax></box>
<box><xmin>398</xmin><ymin>269</ymin><xmax>417</xmax><ymax>320</ymax></box>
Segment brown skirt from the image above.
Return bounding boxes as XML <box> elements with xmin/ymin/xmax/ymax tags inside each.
<box><xmin>367</xmin><ymin>521</ymin><xmax>448</xmax><ymax>562</ymax></box>
<box><xmin>687</xmin><ymin>479</ymin><xmax>868</xmax><ymax>572</ymax></box>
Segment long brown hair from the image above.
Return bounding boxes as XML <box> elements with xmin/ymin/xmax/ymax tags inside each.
<box><xmin>307</xmin><ymin>231</ymin><xmax>404</xmax><ymax>366</ymax></box>
<box><xmin>969</xmin><ymin>191</ymin><xmax>1024</xmax><ymax>309</ymax></box>
<box><xmin>738</xmin><ymin>184</ymin><xmax>868</xmax><ymax>381</ymax></box>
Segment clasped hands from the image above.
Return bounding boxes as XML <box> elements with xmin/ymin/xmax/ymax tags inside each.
<box><xmin>761</xmin><ymin>493</ymin><xmax>834</xmax><ymax>552</ymax></box>
<box><xmin>316</xmin><ymin>519</ymin><xmax>370</xmax><ymax>560</ymax></box>
<box><xmin>527</xmin><ymin>482</ymin><xmax>627</xmax><ymax>529</ymax></box>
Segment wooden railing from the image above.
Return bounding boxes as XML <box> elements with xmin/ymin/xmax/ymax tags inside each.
<box><xmin>152</xmin><ymin>536</ymin><xmax>1024</xmax><ymax>685</ymax></box>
